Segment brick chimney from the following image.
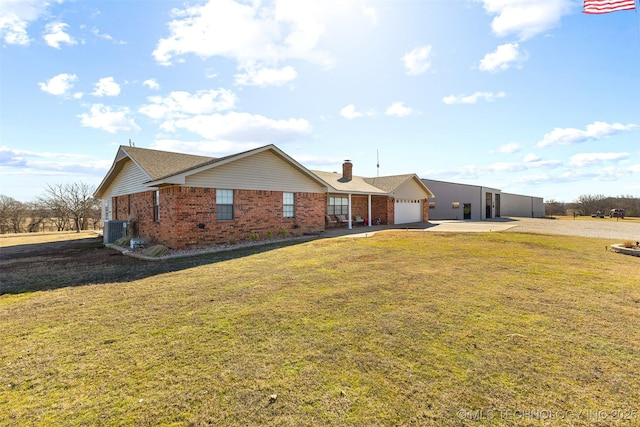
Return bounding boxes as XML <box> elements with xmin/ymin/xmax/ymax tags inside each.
<box><xmin>342</xmin><ymin>160</ymin><xmax>353</xmax><ymax>181</ymax></box>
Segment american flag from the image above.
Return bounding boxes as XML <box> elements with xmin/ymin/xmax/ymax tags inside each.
<box><xmin>584</xmin><ymin>0</ymin><xmax>637</xmax><ymax>14</ymax></box>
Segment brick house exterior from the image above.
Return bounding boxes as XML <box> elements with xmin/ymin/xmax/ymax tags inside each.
<box><xmin>95</xmin><ymin>144</ymin><xmax>434</xmax><ymax>249</ymax></box>
<box><xmin>112</xmin><ymin>188</ymin><xmax>324</xmax><ymax>249</ymax></box>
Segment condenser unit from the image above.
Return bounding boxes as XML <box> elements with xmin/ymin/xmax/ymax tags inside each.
<box><xmin>103</xmin><ymin>220</ymin><xmax>128</xmax><ymax>244</ymax></box>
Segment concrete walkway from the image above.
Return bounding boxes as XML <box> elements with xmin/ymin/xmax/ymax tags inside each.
<box><xmin>323</xmin><ymin>219</ymin><xmax>518</xmax><ymax>239</ymax></box>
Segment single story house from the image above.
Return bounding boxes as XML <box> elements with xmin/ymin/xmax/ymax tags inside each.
<box><xmin>94</xmin><ymin>144</ymin><xmax>434</xmax><ymax>249</ymax></box>
<box><xmin>421</xmin><ymin>178</ymin><xmax>544</xmax><ymax>220</ymax></box>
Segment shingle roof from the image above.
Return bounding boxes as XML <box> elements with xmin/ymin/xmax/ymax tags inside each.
<box><xmin>122</xmin><ymin>146</ymin><xmax>213</xmax><ymax>181</ymax></box>
<box><xmin>95</xmin><ymin>144</ymin><xmax>433</xmax><ymax>199</ymax></box>
<box><xmin>310</xmin><ymin>170</ymin><xmax>388</xmax><ymax>194</ymax></box>
<box><xmin>364</xmin><ymin>174</ymin><xmax>416</xmax><ymax>193</ymax></box>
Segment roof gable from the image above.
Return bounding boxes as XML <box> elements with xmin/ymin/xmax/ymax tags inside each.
<box><xmin>311</xmin><ymin>170</ymin><xmax>434</xmax><ymax>198</ymax></box>
<box><xmin>146</xmin><ymin>144</ymin><xmax>328</xmax><ymax>188</ymax></box>
<box><xmin>123</xmin><ymin>146</ymin><xmax>213</xmax><ymax>181</ymax></box>
<box><xmin>95</xmin><ymin>144</ymin><xmax>328</xmax><ymax>198</ymax></box>
<box><xmin>366</xmin><ymin>174</ymin><xmax>434</xmax><ymax>198</ymax></box>
<box><xmin>94</xmin><ymin>145</ymin><xmax>213</xmax><ymax>198</ymax></box>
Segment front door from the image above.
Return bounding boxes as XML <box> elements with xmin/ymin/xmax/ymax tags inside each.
<box><xmin>463</xmin><ymin>203</ymin><xmax>471</xmax><ymax>220</ymax></box>
<box><xmin>485</xmin><ymin>193</ymin><xmax>492</xmax><ymax>219</ymax></box>
<box><xmin>495</xmin><ymin>194</ymin><xmax>501</xmax><ymax>218</ymax></box>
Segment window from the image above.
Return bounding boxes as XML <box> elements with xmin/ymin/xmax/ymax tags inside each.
<box><xmin>327</xmin><ymin>196</ymin><xmax>348</xmax><ymax>215</ymax></box>
<box><xmin>153</xmin><ymin>190</ymin><xmax>160</xmax><ymax>222</ymax></box>
<box><xmin>283</xmin><ymin>192</ymin><xmax>295</xmax><ymax>218</ymax></box>
<box><xmin>452</xmin><ymin>201</ymin><xmax>460</xmax><ymax>209</ymax></box>
<box><xmin>217</xmin><ymin>189</ymin><xmax>234</xmax><ymax>220</ymax></box>
<box><xmin>428</xmin><ymin>201</ymin><xmax>436</xmax><ymax>209</ymax></box>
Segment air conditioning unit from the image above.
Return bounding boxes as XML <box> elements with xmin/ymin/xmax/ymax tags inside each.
<box><xmin>103</xmin><ymin>220</ymin><xmax>128</xmax><ymax>245</ymax></box>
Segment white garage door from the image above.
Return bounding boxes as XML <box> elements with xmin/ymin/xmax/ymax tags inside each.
<box><xmin>394</xmin><ymin>199</ymin><xmax>423</xmax><ymax>224</ymax></box>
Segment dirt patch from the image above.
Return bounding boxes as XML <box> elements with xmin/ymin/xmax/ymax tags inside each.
<box><xmin>0</xmin><ymin>236</ymin><xmax>305</xmax><ymax>295</ymax></box>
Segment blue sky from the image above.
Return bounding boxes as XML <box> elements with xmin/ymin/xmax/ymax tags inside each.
<box><xmin>1</xmin><ymin>0</ymin><xmax>639</xmax><ymax>203</ymax></box>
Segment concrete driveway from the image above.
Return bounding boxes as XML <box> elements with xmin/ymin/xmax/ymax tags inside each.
<box><xmin>328</xmin><ymin>217</ymin><xmax>639</xmax><ymax>241</ymax></box>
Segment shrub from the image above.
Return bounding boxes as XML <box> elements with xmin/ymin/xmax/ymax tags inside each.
<box><xmin>279</xmin><ymin>229</ymin><xmax>289</xmax><ymax>238</ymax></box>
<box><xmin>144</xmin><ymin>245</ymin><xmax>170</xmax><ymax>257</ymax></box>
<box><xmin>265</xmin><ymin>230</ymin><xmax>273</xmax><ymax>239</ymax></box>
<box><xmin>114</xmin><ymin>237</ymin><xmax>130</xmax><ymax>247</ymax></box>
<box><xmin>622</xmin><ymin>240</ymin><xmax>635</xmax><ymax>248</ymax></box>
<box><xmin>249</xmin><ymin>232</ymin><xmax>259</xmax><ymax>241</ymax></box>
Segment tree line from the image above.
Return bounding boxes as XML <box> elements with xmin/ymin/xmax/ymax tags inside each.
<box><xmin>0</xmin><ymin>182</ymin><xmax>101</xmax><ymax>234</ymax></box>
<box><xmin>545</xmin><ymin>195</ymin><xmax>640</xmax><ymax>218</ymax></box>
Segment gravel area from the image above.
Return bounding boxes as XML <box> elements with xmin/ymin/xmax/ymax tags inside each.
<box><xmin>500</xmin><ymin>217</ymin><xmax>640</xmax><ymax>241</ymax></box>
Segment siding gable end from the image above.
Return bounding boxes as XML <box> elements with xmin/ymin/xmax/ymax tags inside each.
<box><xmin>104</xmin><ymin>159</ymin><xmax>154</xmax><ymax>198</ymax></box>
<box><xmin>185</xmin><ymin>150</ymin><xmax>325</xmax><ymax>192</ymax></box>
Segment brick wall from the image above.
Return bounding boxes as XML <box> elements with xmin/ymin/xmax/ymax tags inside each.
<box><xmin>113</xmin><ymin>190</ymin><xmax>162</xmax><ymax>243</ymax></box>
<box><xmin>422</xmin><ymin>198</ymin><xmax>429</xmax><ymax>222</ymax></box>
<box><xmin>370</xmin><ymin>196</ymin><xmax>393</xmax><ymax>225</ymax></box>
<box><xmin>116</xmin><ymin>187</ymin><xmax>325</xmax><ymax>249</ymax></box>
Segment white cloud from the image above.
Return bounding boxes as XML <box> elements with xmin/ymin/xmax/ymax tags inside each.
<box><xmin>143</xmin><ymin>79</ymin><xmax>160</xmax><ymax>90</ymax></box>
<box><xmin>38</xmin><ymin>73</ymin><xmax>78</xmax><ymax>96</ymax></box>
<box><xmin>495</xmin><ymin>143</ymin><xmax>522</xmax><ymax>154</ymax></box>
<box><xmin>568</xmin><ymin>152</ymin><xmax>630</xmax><ymax>167</ymax></box>
<box><xmin>475</xmin><ymin>0</ymin><xmax>573</xmax><ymax>40</ymax></box>
<box><xmin>78</xmin><ymin>104</ymin><xmax>141</xmax><ymax>134</ymax></box>
<box><xmin>443</xmin><ymin>91</ymin><xmax>506</xmax><ymax>104</ymax></box>
<box><xmin>537</xmin><ymin>121</ymin><xmax>637</xmax><ymax>147</ymax></box>
<box><xmin>402</xmin><ymin>45</ymin><xmax>432</xmax><ymax>76</ymax></box>
<box><xmin>385</xmin><ymin>102</ymin><xmax>414</xmax><ymax>117</ymax></box>
<box><xmin>488</xmin><ymin>162</ymin><xmax>525</xmax><ymax>172</ymax></box>
<box><xmin>43</xmin><ymin>22</ymin><xmax>77</xmax><ymax>49</ymax></box>
<box><xmin>92</xmin><ymin>77</ymin><xmax>121</xmax><ymax>97</ymax></box>
<box><xmin>91</xmin><ymin>27</ymin><xmax>126</xmax><ymax>44</ymax></box>
<box><xmin>162</xmin><ymin>111</ymin><xmax>312</xmax><ymax>143</ymax></box>
<box><xmin>139</xmin><ymin>89</ymin><xmax>237</xmax><ymax>120</ymax></box>
<box><xmin>0</xmin><ymin>145</ymin><xmax>110</xmax><ymax>177</ymax></box>
<box><xmin>234</xmin><ymin>65</ymin><xmax>297</xmax><ymax>87</ymax></box>
<box><xmin>152</xmin><ymin>0</ymin><xmax>375</xmax><ymax>73</ymax></box>
<box><xmin>479</xmin><ymin>43</ymin><xmax>528</xmax><ymax>73</ymax></box>
<box><xmin>340</xmin><ymin>104</ymin><xmax>374</xmax><ymax>119</ymax></box>
<box><xmin>0</xmin><ymin>0</ymin><xmax>54</xmax><ymax>46</ymax></box>
<box><xmin>523</xmin><ymin>153</ymin><xmax>541</xmax><ymax>162</ymax></box>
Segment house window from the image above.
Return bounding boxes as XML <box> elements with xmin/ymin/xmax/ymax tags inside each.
<box><xmin>429</xmin><ymin>201</ymin><xmax>436</xmax><ymax>209</ymax></box>
<box><xmin>153</xmin><ymin>190</ymin><xmax>160</xmax><ymax>222</ymax></box>
<box><xmin>113</xmin><ymin>197</ymin><xmax>118</xmax><ymax>220</ymax></box>
<box><xmin>283</xmin><ymin>192</ymin><xmax>295</xmax><ymax>218</ymax></box>
<box><xmin>327</xmin><ymin>196</ymin><xmax>348</xmax><ymax>215</ymax></box>
<box><xmin>452</xmin><ymin>201</ymin><xmax>460</xmax><ymax>209</ymax></box>
<box><xmin>128</xmin><ymin>195</ymin><xmax>132</xmax><ymax>216</ymax></box>
<box><xmin>217</xmin><ymin>189</ymin><xmax>234</xmax><ymax>220</ymax></box>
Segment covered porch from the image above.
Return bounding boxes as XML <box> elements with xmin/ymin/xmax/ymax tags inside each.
<box><xmin>325</xmin><ymin>192</ymin><xmax>392</xmax><ymax>230</ymax></box>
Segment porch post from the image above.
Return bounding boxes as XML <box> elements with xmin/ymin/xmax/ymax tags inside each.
<box><xmin>367</xmin><ymin>194</ymin><xmax>372</xmax><ymax>227</ymax></box>
<box><xmin>348</xmin><ymin>193</ymin><xmax>353</xmax><ymax>229</ymax></box>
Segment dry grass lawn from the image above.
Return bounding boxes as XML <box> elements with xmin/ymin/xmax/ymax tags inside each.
<box><xmin>1</xmin><ymin>231</ymin><xmax>639</xmax><ymax>426</ymax></box>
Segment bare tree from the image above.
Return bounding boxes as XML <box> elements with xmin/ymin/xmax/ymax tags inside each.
<box><xmin>574</xmin><ymin>194</ymin><xmax>607</xmax><ymax>216</ymax></box>
<box><xmin>544</xmin><ymin>199</ymin><xmax>565</xmax><ymax>217</ymax></box>
<box><xmin>0</xmin><ymin>195</ymin><xmax>27</xmax><ymax>234</ymax></box>
<box><xmin>40</xmin><ymin>182</ymin><xmax>97</xmax><ymax>233</ymax></box>
<box><xmin>26</xmin><ymin>201</ymin><xmax>49</xmax><ymax>232</ymax></box>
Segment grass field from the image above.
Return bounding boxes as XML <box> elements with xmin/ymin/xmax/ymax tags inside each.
<box><xmin>1</xmin><ymin>231</ymin><xmax>639</xmax><ymax>426</ymax></box>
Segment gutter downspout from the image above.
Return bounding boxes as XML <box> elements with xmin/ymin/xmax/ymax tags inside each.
<box><xmin>348</xmin><ymin>193</ymin><xmax>353</xmax><ymax>229</ymax></box>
